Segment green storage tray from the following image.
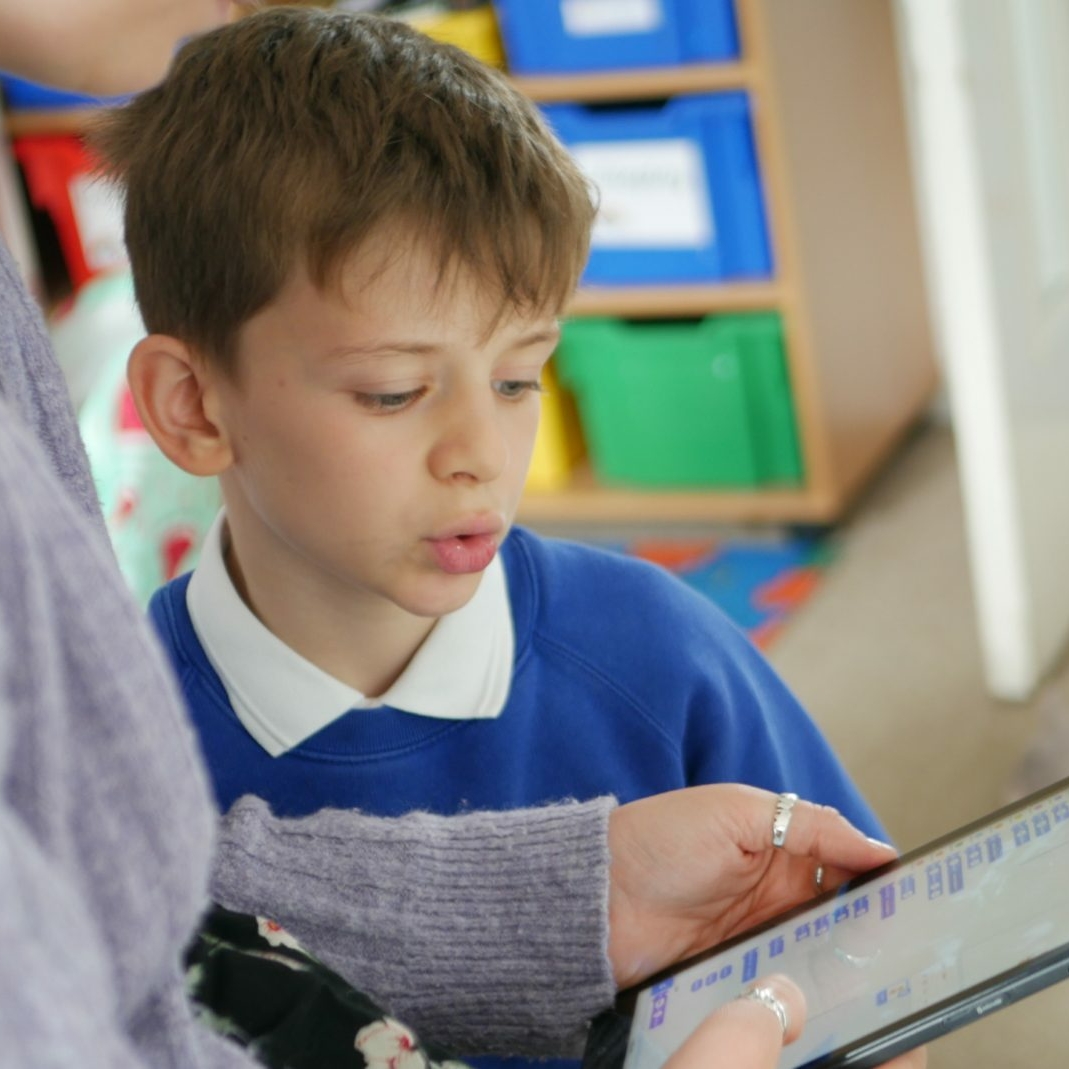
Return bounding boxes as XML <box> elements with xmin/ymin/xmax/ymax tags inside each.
<box><xmin>554</xmin><ymin>313</ymin><xmax>802</xmax><ymax>488</ymax></box>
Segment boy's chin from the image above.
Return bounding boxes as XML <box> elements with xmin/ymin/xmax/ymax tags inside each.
<box><xmin>394</xmin><ymin>571</ymin><xmax>485</xmax><ymax>620</ymax></box>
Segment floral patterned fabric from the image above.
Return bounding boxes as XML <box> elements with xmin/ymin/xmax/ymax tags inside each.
<box><xmin>186</xmin><ymin>904</ymin><xmax>470</xmax><ymax>1069</ymax></box>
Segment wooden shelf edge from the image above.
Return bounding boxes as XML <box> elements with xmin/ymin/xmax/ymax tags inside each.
<box><xmin>519</xmin><ymin>469</ymin><xmax>842</xmax><ymax>527</ymax></box>
<box><xmin>511</xmin><ymin>61</ymin><xmax>755</xmax><ymax>103</ymax></box>
<box><xmin>567</xmin><ymin>280</ymin><xmax>782</xmax><ymax>317</ymax></box>
<box><xmin>4</xmin><ymin>107</ymin><xmax>105</xmax><ymax>138</ymax></box>
<box><xmin>6</xmin><ymin>61</ymin><xmax>757</xmax><ymax>136</ymax></box>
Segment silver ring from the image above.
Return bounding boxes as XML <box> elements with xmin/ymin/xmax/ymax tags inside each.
<box><xmin>814</xmin><ymin>864</ymin><xmax>825</xmax><ymax>893</ymax></box>
<box><xmin>771</xmin><ymin>792</ymin><xmax>798</xmax><ymax>848</ymax></box>
<box><xmin>740</xmin><ymin>984</ymin><xmax>789</xmax><ymax>1037</ymax></box>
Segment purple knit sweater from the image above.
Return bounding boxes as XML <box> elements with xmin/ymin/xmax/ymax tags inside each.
<box><xmin>0</xmin><ymin>237</ymin><xmax>614</xmax><ymax>1067</ymax></box>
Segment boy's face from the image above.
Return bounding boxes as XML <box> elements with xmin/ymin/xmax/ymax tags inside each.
<box><xmin>212</xmin><ymin>236</ymin><xmax>559</xmax><ymax>623</ymax></box>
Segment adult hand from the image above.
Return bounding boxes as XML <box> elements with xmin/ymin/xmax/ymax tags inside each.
<box><xmin>607</xmin><ymin>783</ymin><xmax>896</xmax><ymax>988</ymax></box>
<box><xmin>664</xmin><ymin>974</ymin><xmax>805</xmax><ymax>1069</ymax></box>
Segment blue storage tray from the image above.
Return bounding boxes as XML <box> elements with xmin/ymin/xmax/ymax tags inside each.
<box><xmin>543</xmin><ymin>92</ymin><xmax>772</xmax><ymax>286</ymax></box>
<box><xmin>494</xmin><ymin>0</ymin><xmax>738</xmax><ymax>74</ymax></box>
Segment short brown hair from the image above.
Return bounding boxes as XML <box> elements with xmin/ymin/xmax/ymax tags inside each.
<box><xmin>90</xmin><ymin>6</ymin><xmax>595</xmax><ymax>372</ymax></box>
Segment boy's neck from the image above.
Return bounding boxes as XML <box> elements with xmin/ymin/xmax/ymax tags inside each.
<box><xmin>221</xmin><ymin>529</ymin><xmax>436</xmax><ymax>698</ymax></box>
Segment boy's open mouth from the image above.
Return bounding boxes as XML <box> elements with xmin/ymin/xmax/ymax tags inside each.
<box><xmin>425</xmin><ymin>533</ymin><xmax>497</xmax><ymax>575</ymax></box>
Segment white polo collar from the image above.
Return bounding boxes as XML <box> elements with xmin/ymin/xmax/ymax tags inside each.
<box><xmin>186</xmin><ymin>511</ymin><xmax>513</xmax><ymax>757</ymax></box>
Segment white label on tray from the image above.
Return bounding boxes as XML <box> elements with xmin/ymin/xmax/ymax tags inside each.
<box><xmin>69</xmin><ymin>174</ymin><xmax>128</xmax><ymax>272</ymax></box>
<box><xmin>572</xmin><ymin>139</ymin><xmax>714</xmax><ymax>249</ymax></box>
<box><xmin>561</xmin><ymin>0</ymin><xmax>663</xmax><ymax>38</ymax></box>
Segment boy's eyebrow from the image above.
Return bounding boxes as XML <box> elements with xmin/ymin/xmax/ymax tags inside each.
<box><xmin>505</xmin><ymin>325</ymin><xmax>562</xmax><ymax>351</ymax></box>
<box><xmin>321</xmin><ymin>325</ymin><xmax>561</xmax><ymax>363</ymax></box>
<box><xmin>322</xmin><ymin>341</ymin><xmax>439</xmax><ymax>363</ymax></box>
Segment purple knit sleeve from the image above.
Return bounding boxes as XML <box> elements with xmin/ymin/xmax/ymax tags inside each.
<box><xmin>0</xmin><ymin>240</ymin><xmax>105</xmax><ymax>528</ymax></box>
<box><xmin>212</xmin><ymin>793</ymin><xmax>617</xmax><ymax>1057</ymax></box>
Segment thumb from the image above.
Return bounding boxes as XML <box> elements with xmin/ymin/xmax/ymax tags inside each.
<box><xmin>663</xmin><ymin>974</ymin><xmax>806</xmax><ymax>1069</ymax></box>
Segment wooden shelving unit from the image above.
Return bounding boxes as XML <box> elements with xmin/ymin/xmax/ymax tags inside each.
<box><xmin>516</xmin><ymin>0</ymin><xmax>938</xmax><ymax>526</ymax></box>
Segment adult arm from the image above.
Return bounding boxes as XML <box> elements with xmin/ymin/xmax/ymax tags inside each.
<box><xmin>0</xmin><ymin>623</ymin><xmax>255</xmax><ymax>1069</ymax></box>
<box><xmin>211</xmin><ymin>793</ymin><xmax>617</xmax><ymax>1057</ymax></box>
<box><xmin>0</xmin><ymin>775</ymin><xmax>150</xmax><ymax>1069</ymax></box>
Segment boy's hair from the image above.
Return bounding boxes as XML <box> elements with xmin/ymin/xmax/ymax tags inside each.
<box><xmin>90</xmin><ymin>7</ymin><xmax>596</xmax><ymax>373</ymax></box>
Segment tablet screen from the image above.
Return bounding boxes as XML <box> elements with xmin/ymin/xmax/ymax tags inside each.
<box><xmin>623</xmin><ymin>779</ymin><xmax>1069</xmax><ymax>1069</ymax></box>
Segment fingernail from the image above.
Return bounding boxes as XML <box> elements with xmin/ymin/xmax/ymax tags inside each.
<box><xmin>866</xmin><ymin>836</ymin><xmax>896</xmax><ymax>851</ymax></box>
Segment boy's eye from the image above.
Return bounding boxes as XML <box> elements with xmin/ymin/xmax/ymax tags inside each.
<box><xmin>495</xmin><ymin>380</ymin><xmax>544</xmax><ymax>401</ymax></box>
<box><xmin>354</xmin><ymin>388</ymin><xmax>426</xmax><ymax>412</ymax></box>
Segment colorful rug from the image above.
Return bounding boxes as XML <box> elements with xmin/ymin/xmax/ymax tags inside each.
<box><xmin>599</xmin><ymin>534</ymin><xmax>835</xmax><ymax>649</ymax></box>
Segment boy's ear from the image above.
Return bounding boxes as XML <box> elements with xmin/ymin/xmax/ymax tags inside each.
<box><xmin>127</xmin><ymin>334</ymin><xmax>234</xmax><ymax>476</ymax></box>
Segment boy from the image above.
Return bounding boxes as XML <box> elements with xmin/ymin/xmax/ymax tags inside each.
<box><xmin>94</xmin><ymin>6</ymin><xmax>886</xmax><ymax>1061</ymax></box>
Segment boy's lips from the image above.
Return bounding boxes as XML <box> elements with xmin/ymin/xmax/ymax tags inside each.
<box><xmin>425</xmin><ymin>532</ymin><xmax>498</xmax><ymax>575</ymax></box>
<box><xmin>425</xmin><ymin>515</ymin><xmax>503</xmax><ymax>575</ymax></box>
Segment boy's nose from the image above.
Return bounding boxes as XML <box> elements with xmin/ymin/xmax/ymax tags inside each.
<box><xmin>428</xmin><ymin>395</ymin><xmax>509</xmax><ymax>484</ymax></box>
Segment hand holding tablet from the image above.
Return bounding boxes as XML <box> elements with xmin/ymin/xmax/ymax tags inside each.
<box><xmin>607</xmin><ymin>784</ymin><xmax>897</xmax><ymax>990</ymax></box>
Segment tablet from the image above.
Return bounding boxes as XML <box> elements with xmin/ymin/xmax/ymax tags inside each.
<box><xmin>620</xmin><ymin>775</ymin><xmax>1069</xmax><ymax>1069</ymax></box>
